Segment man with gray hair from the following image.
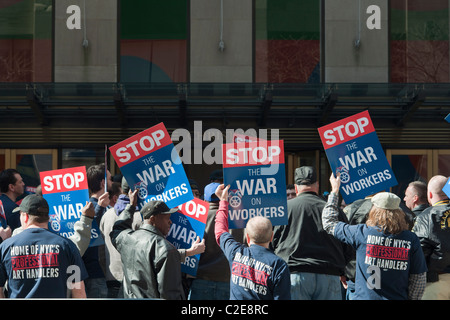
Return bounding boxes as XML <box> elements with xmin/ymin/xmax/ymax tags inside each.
<box><xmin>270</xmin><ymin>166</ymin><xmax>351</xmax><ymax>300</ymax></box>
<box><xmin>214</xmin><ymin>184</ymin><xmax>291</xmax><ymax>300</ymax></box>
<box><xmin>413</xmin><ymin>175</ymin><xmax>450</xmax><ymax>299</ymax></box>
<box><xmin>404</xmin><ymin>180</ymin><xmax>429</xmax><ymax>218</ymax></box>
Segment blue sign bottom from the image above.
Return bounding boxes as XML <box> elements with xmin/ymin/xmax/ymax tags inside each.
<box><xmin>325</xmin><ymin>132</ymin><xmax>398</xmax><ymax>204</ymax></box>
<box><xmin>223</xmin><ymin>163</ymin><xmax>288</xmax><ymax>229</ymax></box>
<box><xmin>43</xmin><ymin>189</ymin><xmax>104</xmax><ymax>247</ymax></box>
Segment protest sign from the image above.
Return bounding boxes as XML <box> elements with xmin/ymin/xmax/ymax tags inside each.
<box><xmin>222</xmin><ymin>139</ymin><xmax>288</xmax><ymax>229</ymax></box>
<box><xmin>318</xmin><ymin>110</ymin><xmax>397</xmax><ymax>203</ymax></box>
<box><xmin>109</xmin><ymin>122</ymin><xmax>193</xmax><ymax>210</ymax></box>
<box><xmin>40</xmin><ymin>166</ymin><xmax>103</xmax><ymax>246</ymax></box>
<box><xmin>166</xmin><ymin>198</ymin><xmax>209</xmax><ymax>276</ymax></box>
<box><xmin>443</xmin><ymin>177</ymin><xmax>450</xmax><ymax>199</ymax></box>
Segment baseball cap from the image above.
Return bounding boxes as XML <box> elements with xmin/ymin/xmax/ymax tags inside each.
<box><xmin>189</xmin><ymin>179</ymin><xmax>199</xmax><ymax>190</ymax></box>
<box><xmin>294</xmin><ymin>166</ymin><xmax>317</xmax><ymax>185</ymax></box>
<box><xmin>121</xmin><ymin>176</ymin><xmax>130</xmax><ymax>193</ymax></box>
<box><xmin>204</xmin><ymin>182</ymin><xmax>220</xmax><ymax>202</ymax></box>
<box><xmin>209</xmin><ymin>170</ymin><xmax>223</xmax><ymax>182</ymax></box>
<box><xmin>13</xmin><ymin>194</ymin><xmax>49</xmax><ymax>216</ymax></box>
<box><xmin>371</xmin><ymin>192</ymin><xmax>401</xmax><ymax>210</ymax></box>
<box><xmin>140</xmin><ymin>201</ymin><xmax>178</xmax><ymax>219</ymax></box>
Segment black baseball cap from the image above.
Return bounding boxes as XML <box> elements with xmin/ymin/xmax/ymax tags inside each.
<box><xmin>141</xmin><ymin>201</ymin><xmax>178</xmax><ymax>219</ymax></box>
<box><xmin>13</xmin><ymin>194</ymin><xmax>49</xmax><ymax>216</ymax></box>
<box><xmin>294</xmin><ymin>166</ymin><xmax>317</xmax><ymax>185</ymax></box>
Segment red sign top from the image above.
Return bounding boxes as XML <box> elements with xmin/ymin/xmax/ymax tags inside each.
<box><xmin>177</xmin><ymin>198</ymin><xmax>209</xmax><ymax>224</ymax></box>
<box><xmin>109</xmin><ymin>123</ymin><xmax>173</xmax><ymax>168</ymax></box>
<box><xmin>317</xmin><ymin>110</ymin><xmax>375</xmax><ymax>150</ymax></box>
<box><xmin>40</xmin><ymin>166</ymin><xmax>88</xmax><ymax>194</ymax></box>
<box><xmin>222</xmin><ymin>140</ymin><xmax>285</xmax><ymax>168</ymax></box>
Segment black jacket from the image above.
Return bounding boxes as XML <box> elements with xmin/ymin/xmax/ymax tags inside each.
<box><xmin>110</xmin><ymin>204</ymin><xmax>184</xmax><ymax>299</ymax></box>
<box><xmin>195</xmin><ymin>202</ymin><xmax>230</xmax><ymax>282</ymax></box>
<box><xmin>413</xmin><ymin>200</ymin><xmax>450</xmax><ymax>282</ymax></box>
<box><xmin>271</xmin><ymin>192</ymin><xmax>352</xmax><ymax>276</ymax></box>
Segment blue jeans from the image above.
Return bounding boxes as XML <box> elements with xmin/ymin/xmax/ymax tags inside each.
<box><xmin>345</xmin><ymin>280</ymin><xmax>356</xmax><ymax>300</ymax></box>
<box><xmin>84</xmin><ymin>277</ymin><xmax>108</xmax><ymax>298</ymax></box>
<box><xmin>188</xmin><ymin>279</ymin><xmax>230</xmax><ymax>300</ymax></box>
<box><xmin>290</xmin><ymin>272</ymin><xmax>342</xmax><ymax>300</ymax></box>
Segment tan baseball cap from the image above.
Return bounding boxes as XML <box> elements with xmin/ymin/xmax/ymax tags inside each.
<box><xmin>371</xmin><ymin>192</ymin><xmax>401</xmax><ymax>210</ymax></box>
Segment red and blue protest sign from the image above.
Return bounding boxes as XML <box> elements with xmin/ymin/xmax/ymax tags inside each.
<box><xmin>442</xmin><ymin>178</ymin><xmax>450</xmax><ymax>199</ymax></box>
<box><xmin>40</xmin><ymin>166</ymin><xmax>103</xmax><ymax>246</ymax></box>
<box><xmin>222</xmin><ymin>139</ymin><xmax>288</xmax><ymax>229</ymax></box>
<box><xmin>166</xmin><ymin>198</ymin><xmax>209</xmax><ymax>276</ymax></box>
<box><xmin>109</xmin><ymin>122</ymin><xmax>193</xmax><ymax>210</ymax></box>
<box><xmin>318</xmin><ymin>110</ymin><xmax>398</xmax><ymax>204</ymax></box>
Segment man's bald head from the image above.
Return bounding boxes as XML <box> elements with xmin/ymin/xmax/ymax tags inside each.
<box><xmin>427</xmin><ymin>175</ymin><xmax>449</xmax><ymax>204</ymax></box>
<box><xmin>246</xmin><ymin>216</ymin><xmax>273</xmax><ymax>245</ymax></box>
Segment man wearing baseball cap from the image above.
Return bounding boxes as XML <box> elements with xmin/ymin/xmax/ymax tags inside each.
<box><xmin>111</xmin><ymin>190</ymin><xmax>184</xmax><ymax>299</ymax></box>
<box><xmin>271</xmin><ymin>166</ymin><xmax>351</xmax><ymax>300</ymax></box>
<box><xmin>0</xmin><ymin>194</ymin><xmax>88</xmax><ymax>298</ymax></box>
<box><xmin>322</xmin><ymin>172</ymin><xmax>427</xmax><ymax>300</ymax></box>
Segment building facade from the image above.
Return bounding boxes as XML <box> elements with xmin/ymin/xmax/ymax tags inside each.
<box><xmin>1</xmin><ymin>0</ymin><xmax>450</xmax><ymax>196</ymax></box>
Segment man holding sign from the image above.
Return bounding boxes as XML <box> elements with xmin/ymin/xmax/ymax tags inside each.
<box><xmin>215</xmin><ymin>184</ymin><xmax>291</xmax><ymax>300</ymax></box>
<box><xmin>318</xmin><ymin>110</ymin><xmax>397</xmax><ymax>204</ymax></box>
<box><xmin>271</xmin><ymin>166</ymin><xmax>351</xmax><ymax>300</ymax></box>
<box><xmin>111</xmin><ymin>190</ymin><xmax>185</xmax><ymax>299</ymax></box>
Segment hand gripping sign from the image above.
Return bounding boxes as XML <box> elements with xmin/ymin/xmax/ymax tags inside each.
<box><xmin>0</xmin><ymin>200</ymin><xmax>6</xmax><ymax>228</ymax></box>
<box><xmin>222</xmin><ymin>139</ymin><xmax>288</xmax><ymax>229</ymax></box>
<box><xmin>166</xmin><ymin>198</ymin><xmax>209</xmax><ymax>276</ymax></box>
<box><xmin>109</xmin><ymin>122</ymin><xmax>193</xmax><ymax>210</ymax></box>
<box><xmin>40</xmin><ymin>166</ymin><xmax>104</xmax><ymax>247</ymax></box>
<box><xmin>318</xmin><ymin>110</ymin><xmax>398</xmax><ymax>204</ymax></box>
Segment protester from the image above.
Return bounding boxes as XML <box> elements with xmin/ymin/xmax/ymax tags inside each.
<box><xmin>340</xmin><ymin>189</ymin><xmax>415</xmax><ymax>299</ymax></box>
<box><xmin>404</xmin><ymin>180</ymin><xmax>429</xmax><ymax>218</ymax></box>
<box><xmin>286</xmin><ymin>184</ymin><xmax>296</xmax><ymax>200</ymax></box>
<box><xmin>110</xmin><ymin>190</ymin><xmax>185</xmax><ymax>299</ymax></box>
<box><xmin>188</xmin><ymin>182</ymin><xmax>231</xmax><ymax>300</ymax></box>
<box><xmin>100</xmin><ymin>177</ymin><xmax>142</xmax><ymax>298</ymax></box>
<box><xmin>13</xmin><ymin>196</ymin><xmax>95</xmax><ymax>257</ymax></box>
<box><xmin>0</xmin><ymin>194</ymin><xmax>88</xmax><ymax>298</ymax></box>
<box><xmin>413</xmin><ymin>175</ymin><xmax>450</xmax><ymax>299</ymax></box>
<box><xmin>84</xmin><ymin>163</ymin><xmax>112</xmax><ymax>298</ymax></box>
<box><xmin>209</xmin><ymin>169</ymin><xmax>223</xmax><ymax>184</ymax></box>
<box><xmin>339</xmin><ymin>195</ymin><xmax>374</xmax><ymax>299</ymax></box>
<box><xmin>323</xmin><ymin>173</ymin><xmax>427</xmax><ymax>300</ymax></box>
<box><xmin>271</xmin><ymin>166</ymin><xmax>351</xmax><ymax>300</ymax></box>
<box><xmin>189</xmin><ymin>179</ymin><xmax>201</xmax><ymax>199</ymax></box>
<box><xmin>215</xmin><ymin>184</ymin><xmax>291</xmax><ymax>300</ymax></box>
<box><xmin>0</xmin><ymin>169</ymin><xmax>25</xmax><ymax>231</ymax></box>
<box><xmin>108</xmin><ymin>181</ymin><xmax>122</xmax><ymax>208</ymax></box>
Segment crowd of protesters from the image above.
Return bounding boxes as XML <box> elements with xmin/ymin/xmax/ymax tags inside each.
<box><xmin>0</xmin><ymin>163</ymin><xmax>449</xmax><ymax>300</ymax></box>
